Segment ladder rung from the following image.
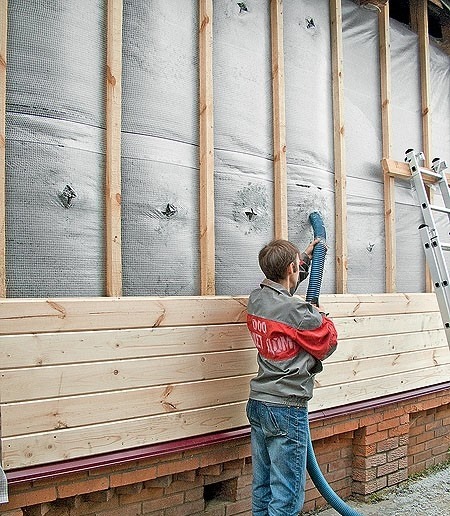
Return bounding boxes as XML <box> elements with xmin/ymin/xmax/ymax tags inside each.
<box><xmin>441</xmin><ymin>243</ymin><xmax>450</xmax><ymax>251</ymax></box>
<box><xmin>419</xmin><ymin>167</ymin><xmax>442</xmax><ymax>180</ymax></box>
<box><xmin>429</xmin><ymin>204</ymin><xmax>450</xmax><ymax>214</ymax></box>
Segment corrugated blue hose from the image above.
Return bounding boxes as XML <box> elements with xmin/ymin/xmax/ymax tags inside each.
<box><xmin>305</xmin><ymin>211</ymin><xmax>362</xmax><ymax>516</ymax></box>
<box><xmin>305</xmin><ymin>212</ymin><xmax>327</xmax><ymax>306</ymax></box>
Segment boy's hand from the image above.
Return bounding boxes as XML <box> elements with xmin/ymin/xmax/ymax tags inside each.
<box><xmin>304</xmin><ymin>238</ymin><xmax>320</xmax><ymax>259</ymax></box>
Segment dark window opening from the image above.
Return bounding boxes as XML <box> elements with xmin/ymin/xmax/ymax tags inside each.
<box><xmin>428</xmin><ymin>7</ymin><xmax>443</xmax><ymax>40</ymax></box>
<box><xmin>390</xmin><ymin>0</ymin><xmax>410</xmax><ymax>26</ymax></box>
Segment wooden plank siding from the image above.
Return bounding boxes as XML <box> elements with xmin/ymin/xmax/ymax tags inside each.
<box><xmin>1</xmin><ymin>293</ymin><xmax>449</xmax><ymax>470</ymax></box>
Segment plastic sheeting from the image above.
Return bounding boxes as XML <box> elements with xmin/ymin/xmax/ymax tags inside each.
<box><xmin>390</xmin><ymin>18</ymin><xmax>427</xmax><ymax>293</ymax></box>
<box><xmin>430</xmin><ymin>45</ymin><xmax>450</xmax><ymax>161</ymax></box>
<box><xmin>121</xmin><ymin>0</ymin><xmax>200</xmax><ymax>295</ymax></box>
<box><xmin>6</xmin><ymin>0</ymin><xmax>106</xmax><ymax>297</ymax></box>
<box><xmin>429</xmin><ymin>44</ymin><xmax>450</xmax><ymax>280</ymax></box>
<box><xmin>4</xmin><ymin>0</ymin><xmax>450</xmax><ymax>298</ymax></box>
<box><xmin>213</xmin><ymin>0</ymin><xmax>274</xmax><ymax>295</ymax></box>
<box><xmin>342</xmin><ymin>1</ymin><xmax>386</xmax><ymax>293</ymax></box>
<box><xmin>284</xmin><ymin>0</ymin><xmax>335</xmax><ymax>297</ymax></box>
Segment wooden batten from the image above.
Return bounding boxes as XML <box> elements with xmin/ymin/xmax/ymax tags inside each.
<box><xmin>199</xmin><ymin>0</ymin><xmax>216</xmax><ymax>295</ymax></box>
<box><xmin>382</xmin><ymin>157</ymin><xmax>450</xmax><ymax>184</ymax></box>
<box><xmin>105</xmin><ymin>0</ymin><xmax>123</xmax><ymax>297</ymax></box>
<box><xmin>411</xmin><ymin>0</ymin><xmax>432</xmax><ymax>166</ymax></box>
<box><xmin>330</xmin><ymin>0</ymin><xmax>348</xmax><ymax>294</ymax></box>
<box><xmin>411</xmin><ymin>0</ymin><xmax>433</xmax><ymax>292</ymax></box>
<box><xmin>379</xmin><ymin>4</ymin><xmax>396</xmax><ymax>293</ymax></box>
<box><xmin>270</xmin><ymin>0</ymin><xmax>288</xmax><ymax>240</ymax></box>
<box><xmin>0</xmin><ymin>0</ymin><xmax>6</xmax><ymax>298</ymax></box>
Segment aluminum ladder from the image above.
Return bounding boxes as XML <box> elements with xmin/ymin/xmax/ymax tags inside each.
<box><xmin>405</xmin><ymin>149</ymin><xmax>450</xmax><ymax>349</ymax></box>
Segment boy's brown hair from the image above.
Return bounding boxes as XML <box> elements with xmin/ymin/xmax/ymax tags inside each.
<box><xmin>258</xmin><ymin>239</ymin><xmax>300</xmax><ymax>282</ymax></box>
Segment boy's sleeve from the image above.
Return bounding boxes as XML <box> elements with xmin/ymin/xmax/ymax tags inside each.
<box><xmin>298</xmin><ymin>252</ymin><xmax>311</xmax><ymax>283</ymax></box>
<box><xmin>293</xmin><ymin>312</ymin><xmax>338</xmax><ymax>361</ymax></box>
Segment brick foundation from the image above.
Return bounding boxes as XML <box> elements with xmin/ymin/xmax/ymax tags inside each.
<box><xmin>1</xmin><ymin>388</ymin><xmax>449</xmax><ymax>516</ymax></box>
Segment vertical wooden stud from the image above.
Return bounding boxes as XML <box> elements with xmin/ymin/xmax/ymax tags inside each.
<box><xmin>199</xmin><ymin>0</ymin><xmax>215</xmax><ymax>295</ymax></box>
<box><xmin>411</xmin><ymin>0</ymin><xmax>432</xmax><ymax>166</ymax></box>
<box><xmin>270</xmin><ymin>0</ymin><xmax>288</xmax><ymax>240</ymax></box>
<box><xmin>411</xmin><ymin>0</ymin><xmax>433</xmax><ymax>292</ymax></box>
<box><xmin>0</xmin><ymin>0</ymin><xmax>6</xmax><ymax>297</ymax></box>
<box><xmin>330</xmin><ymin>0</ymin><xmax>347</xmax><ymax>294</ymax></box>
<box><xmin>379</xmin><ymin>3</ymin><xmax>396</xmax><ymax>293</ymax></box>
<box><xmin>105</xmin><ymin>0</ymin><xmax>123</xmax><ymax>297</ymax></box>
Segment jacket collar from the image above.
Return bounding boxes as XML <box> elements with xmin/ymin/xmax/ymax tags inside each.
<box><xmin>260</xmin><ymin>278</ymin><xmax>292</xmax><ymax>296</ymax></box>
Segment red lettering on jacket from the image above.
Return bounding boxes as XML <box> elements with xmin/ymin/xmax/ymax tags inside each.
<box><xmin>247</xmin><ymin>313</ymin><xmax>337</xmax><ymax>361</ymax></box>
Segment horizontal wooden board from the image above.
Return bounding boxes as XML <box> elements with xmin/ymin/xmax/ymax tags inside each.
<box><xmin>0</xmin><ymin>312</ymin><xmax>443</xmax><ymax>371</ymax></box>
<box><xmin>336</xmin><ymin>312</ymin><xmax>443</xmax><ymax>339</ymax></box>
<box><xmin>310</xmin><ymin>363</ymin><xmax>450</xmax><ymax>412</ymax></box>
<box><xmin>3</xmin><ymin>331</ymin><xmax>446</xmax><ymax>437</ymax></box>
<box><xmin>1</xmin><ymin>402</ymin><xmax>249</xmax><ymax>470</ymax></box>
<box><xmin>330</xmin><ymin>328</ymin><xmax>447</xmax><ymax>362</ymax></box>
<box><xmin>1</xmin><ymin>375</ymin><xmax>253</xmax><ymax>437</ymax></box>
<box><xmin>0</xmin><ymin>296</ymin><xmax>248</xmax><ymax>335</ymax></box>
<box><xmin>0</xmin><ymin>293</ymin><xmax>439</xmax><ymax>335</ymax></box>
<box><xmin>0</xmin><ymin>324</ymin><xmax>252</xmax><ymax>369</ymax></box>
<box><xmin>0</xmin><ymin>349</ymin><xmax>258</xmax><ymax>402</ymax></box>
<box><xmin>318</xmin><ymin>347</ymin><xmax>450</xmax><ymax>388</ymax></box>
<box><xmin>2</xmin><ymin>331</ymin><xmax>447</xmax><ymax>435</ymax></box>
<box><xmin>317</xmin><ymin>292</ymin><xmax>439</xmax><ymax>317</ymax></box>
<box><xmin>381</xmin><ymin>157</ymin><xmax>450</xmax><ymax>185</ymax></box>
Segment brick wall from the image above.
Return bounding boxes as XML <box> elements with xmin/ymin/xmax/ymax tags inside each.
<box><xmin>408</xmin><ymin>403</ymin><xmax>450</xmax><ymax>475</ymax></box>
<box><xmin>1</xmin><ymin>388</ymin><xmax>449</xmax><ymax>516</ymax></box>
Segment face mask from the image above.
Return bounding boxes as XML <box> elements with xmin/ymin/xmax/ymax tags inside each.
<box><xmin>289</xmin><ymin>276</ymin><xmax>301</xmax><ymax>296</ymax></box>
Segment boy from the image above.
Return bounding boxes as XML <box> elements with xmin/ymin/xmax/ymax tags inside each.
<box><xmin>246</xmin><ymin>239</ymin><xmax>337</xmax><ymax>515</ymax></box>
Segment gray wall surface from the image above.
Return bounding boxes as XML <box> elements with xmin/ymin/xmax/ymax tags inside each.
<box><xmin>5</xmin><ymin>0</ymin><xmax>450</xmax><ymax>297</ymax></box>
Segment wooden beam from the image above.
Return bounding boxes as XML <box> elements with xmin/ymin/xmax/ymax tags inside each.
<box><xmin>412</xmin><ymin>1</ymin><xmax>433</xmax><ymax>292</ymax></box>
<box><xmin>382</xmin><ymin>157</ymin><xmax>450</xmax><ymax>184</ymax></box>
<box><xmin>105</xmin><ymin>0</ymin><xmax>123</xmax><ymax>297</ymax></box>
<box><xmin>411</xmin><ymin>0</ymin><xmax>432</xmax><ymax>166</ymax></box>
<box><xmin>379</xmin><ymin>3</ymin><xmax>396</xmax><ymax>293</ymax></box>
<box><xmin>199</xmin><ymin>0</ymin><xmax>215</xmax><ymax>295</ymax></box>
<box><xmin>330</xmin><ymin>0</ymin><xmax>347</xmax><ymax>294</ymax></box>
<box><xmin>0</xmin><ymin>0</ymin><xmax>6</xmax><ymax>297</ymax></box>
<box><xmin>270</xmin><ymin>0</ymin><xmax>287</xmax><ymax>240</ymax></box>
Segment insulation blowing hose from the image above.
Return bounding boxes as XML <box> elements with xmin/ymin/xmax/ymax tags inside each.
<box><xmin>305</xmin><ymin>211</ymin><xmax>362</xmax><ymax>516</ymax></box>
<box><xmin>306</xmin><ymin>424</ymin><xmax>362</xmax><ymax>516</ymax></box>
<box><xmin>305</xmin><ymin>212</ymin><xmax>327</xmax><ymax>306</ymax></box>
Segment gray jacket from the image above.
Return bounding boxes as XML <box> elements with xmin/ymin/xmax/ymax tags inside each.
<box><xmin>246</xmin><ymin>279</ymin><xmax>337</xmax><ymax>405</ymax></box>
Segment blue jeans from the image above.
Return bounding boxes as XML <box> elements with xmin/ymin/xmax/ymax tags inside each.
<box><xmin>246</xmin><ymin>398</ymin><xmax>308</xmax><ymax>516</ymax></box>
